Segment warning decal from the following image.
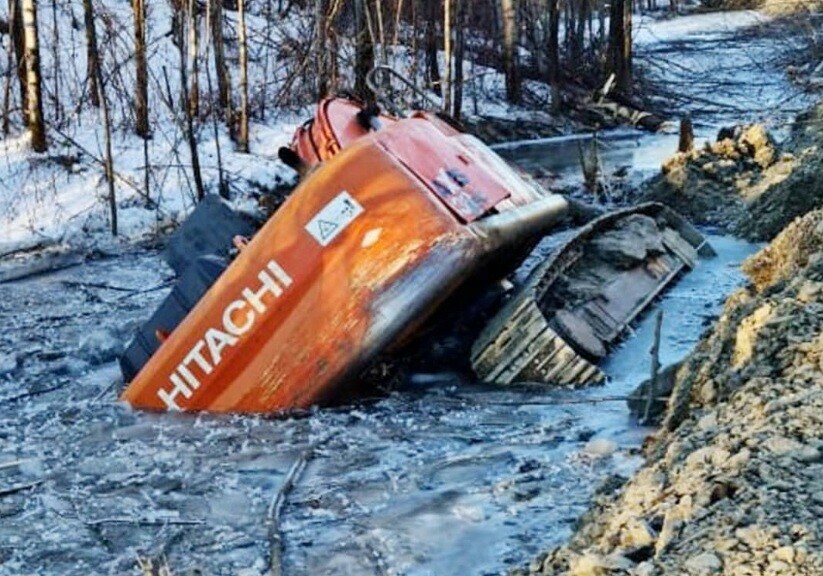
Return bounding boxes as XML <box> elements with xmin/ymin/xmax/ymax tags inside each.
<box><xmin>305</xmin><ymin>191</ymin><xmax>365</xmax><ymax>247</ymax></box>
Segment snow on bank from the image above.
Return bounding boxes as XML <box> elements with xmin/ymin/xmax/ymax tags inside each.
<box><xmin>634</xmin><ymin>9</ymin><xmax>770</xmax><ymax>45</ymax></box>
<box><xmin>0</xmin><ymin>0</ymin><xmax>546</xmax><ymax>252</ymax></box>
<box><xmin>0</xmin><ymin>0</ymin><xmax>312</xmax><ymax>250</ymax></box>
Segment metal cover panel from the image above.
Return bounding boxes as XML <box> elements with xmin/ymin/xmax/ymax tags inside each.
<box><xmin>377</xmin><ymin>120</ymin><xmax>512</xmax><ymax>222</ymax></box>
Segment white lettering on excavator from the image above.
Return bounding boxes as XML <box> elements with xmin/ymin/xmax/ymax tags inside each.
<box><xmin>158</xmin><ymin>260</ymin><xmax>293</xmax><ymax>411</ymax></box>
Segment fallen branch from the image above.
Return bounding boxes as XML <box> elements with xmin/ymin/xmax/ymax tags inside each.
<box><xmin>0</xmin><ymin>458</ymin><xmax>38</xmax><ymax>472</ymax></box>
<box><xmin>267</xmin><ymin>452</ymin><xmax>309</xmax><ymax>576</ymax></box>
<box><xmin>0</xmin><ymin>384</ymin><xmax>67</xmax><ymax>406</ymax></box>
<box><xmin>0</xmin><ymin>238</ymin><xmax>58</xmax><ymax>259</ymax></box>
<box><xmin>116</xmin><ymin>281</ymin><xmax>174</xmax><ymax>300</ymax></box>
<box><xmin>85</xmin><ymin>517</ymin><xmax>205</xmax><ymax>527</ymax></box>
<box><xmin>0</xmin><ymin>480</ymin><xmax>44</xmax><ymax>498</ymax></box>
<box><xmin>61</xmin><ymin>280</ymin><xmax>141</xmax><ymax>292</ymax></box>
<box><xmin>266</xmin><ymin>435</ymin><xmax>334</xmax><ymax>576</ymax></box>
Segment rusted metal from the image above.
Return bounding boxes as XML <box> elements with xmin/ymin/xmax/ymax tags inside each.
<box><xmin>121</xmin><ymin>95</ymin><xmax>711</xmax><ymax>414</ymax></box>
<box><xmin>471</xmin><ymin>203</ymin><xmax>714</xmax><ymax>388</ymax></box>
<box><xmin>121</xmin><ymin>111</ymin><xmax>568</xmax><ymax>413</ymax></box>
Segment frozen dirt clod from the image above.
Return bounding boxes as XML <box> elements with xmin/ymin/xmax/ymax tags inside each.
<box><xmin>518</xmin><ymin>205</ymin><xmax>823</xmax><ymax>576</ymax></box>
<box><xmin>641</xmin><ymin>122</ymin><xmax>785</xmax><ymax>231</ymax></box>
<box><xmin>77</xmin><ymin>328</ymin><xmax>125</xmax><ymax>366</ymax></box>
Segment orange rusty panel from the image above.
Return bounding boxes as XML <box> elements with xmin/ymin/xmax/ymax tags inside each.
<box><xmin>121</xmin><ymin>127</ymin><xmax>472</xmax><ymax>413</ymax></box>
<box><xmin>409</xmin><ymin>111</ymin><xmax>463</xmax><ymax>138</ymax></box>
<box><xmin>376</xmin><ymin>119</ymin><xmax>512</xmax><ymax>222</ymax></box>
<box><xmin>292</xmin><ymin>98</ymin><xmax>398</xmax><ymax>166</ymax></box>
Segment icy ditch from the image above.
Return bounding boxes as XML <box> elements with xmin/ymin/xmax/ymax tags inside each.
<box><xmin>0</xmin><ymin>234</ymin><xmax>757</xmax><ymax>576</ymax></box>
<box><xmin>496</xmin><ymin>8</ymin><xmax>816</xmax><ymax>189</ymax></box>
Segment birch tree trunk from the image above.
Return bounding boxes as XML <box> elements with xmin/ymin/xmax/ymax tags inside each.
<box><xmin>22</xmin><ymin>0</ymin><xmax>46</xmax><ymax>151</ymax></box>
<box><xmin>133</xmin><ymin>0</ymin><xmax>150</xmax><ymax>137</ymax></box>
<box><xmin>188</xmin><ymin>0</ymin><xmax>199</xmax><ymax>119</ymax></box>
<box><xmin>375</xmin><ymin>0</ymin><xmax>387</xmax><ymax>64</ymax></box>
<box><xmin>178</xmin><ymin>11</ymin><xmax>205</xmax><ymax>200</ymax></box>
<box><xmin>237</xmin><ymin>0</ymin><xmax>249</xmax><ymax>152</ymax></box>
<box><xmin>500</xmin><ymin>0</ymin><xmax>520</xmax><ymax>104</ymax></box>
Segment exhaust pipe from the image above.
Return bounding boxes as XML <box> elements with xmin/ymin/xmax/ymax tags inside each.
<box><xmin>469</xmin><ymin>194</ymin><xmax>570</xmax><ymax>252</ymax></box>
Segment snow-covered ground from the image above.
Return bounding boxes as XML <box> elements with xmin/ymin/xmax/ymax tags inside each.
<box><xmin>2</xmin><ymin>4</ymin><xmax>812</xmax><ymax>252</ymax></box>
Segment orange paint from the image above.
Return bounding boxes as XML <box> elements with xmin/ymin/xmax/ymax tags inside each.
<box><xmin>122</xmin><ymin>104</ymin><xmax>566</xmax><ymax>413</ymax></box>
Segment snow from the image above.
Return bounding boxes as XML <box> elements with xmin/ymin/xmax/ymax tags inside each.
<box><xmin>634</xmin><ymin>9</ymin><xmax>770</xmax><ymax>45</ymax></box>
<box><xmin>0</xmin><ymin>0</ymin><xmax>306</xmax><ymax>250</ymax></box>
<box><xmin>0</xmin><ymin>0</ymin><xmax>540</xmax><ymax>251</ymax></box>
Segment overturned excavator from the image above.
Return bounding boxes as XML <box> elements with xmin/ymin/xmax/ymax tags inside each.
<box><xmin>119</xmin><ymin>75</ymin><xmax>713</xmax><ymax>413</ymax></box>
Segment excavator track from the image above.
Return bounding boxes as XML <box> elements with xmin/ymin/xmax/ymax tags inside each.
<box><xmin>471</xmin><ymin>202</ymin><xmax>715</xmax><ymax>388</ymax></box>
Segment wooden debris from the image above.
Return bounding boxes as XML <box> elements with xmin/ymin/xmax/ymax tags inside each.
<box><xmin>643</xmin><ymin>311</ymin><xmax>664</xmax><ymax>425</ymax></box>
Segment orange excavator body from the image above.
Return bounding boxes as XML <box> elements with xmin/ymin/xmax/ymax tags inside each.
<box><xmin>120</xmin><ymin>106</ymin><xmax>568</xmax><ymax>412</ymax></box>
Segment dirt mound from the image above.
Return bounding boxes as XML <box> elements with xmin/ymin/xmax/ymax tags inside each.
<box><xmin>641</xmin><ymin>124</ymin><xmax>789</xmax><ymax>229</ymax></box>
<box><xmin>641</xmin><ymin>103</ymin><xmax>823</xmax><ymax>241</ymax></box>
<box><xmin>516</xmin><ymin>207</ymin><xmax>823</xmax><ymax>576</ymax></box>
<box><xmin>735</xmin><ymin>105</ymin><xmax>823</xmax><ymax>241</ymax></box>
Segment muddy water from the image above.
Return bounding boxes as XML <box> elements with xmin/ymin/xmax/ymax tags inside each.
<box><xmin>0</xmin><ymin>234</ymin><xmax>757</xmax><ymax>576</ymax></box>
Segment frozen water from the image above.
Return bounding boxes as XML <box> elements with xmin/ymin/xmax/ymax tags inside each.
<box><xmin>0</xmin><ymin>233</ymin><xmax>757</xmax><ymax>575</ymax></box>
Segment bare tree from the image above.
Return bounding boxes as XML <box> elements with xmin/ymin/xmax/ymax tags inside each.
<box><xmin>22</xmin><ymin>0</ymin><xmax>46</xmax><ymax>151</ymax></box>
<box><xmin>133</xmin><ymin>0</ymin><xmax>149</xmax><ymax>137</ymax></box>
<box><xmin>500</xmin><ymin>0</ymin><xmax>520</xmax><ymax>104</ymax></box>
<box><xmin>178</xmin><ymin>2</ymin><xmax>206</xmax><ymax>200</ymax></box>
<box><xmin>315</xmin><ymin>0</ymin><xmax>330</xmax><ymax>98</ymax></box>
<box><xmin>442</xmin><ymin>0</ymin><xmax>452</xmax><ymax>113</ymax></box>
<box><xmin>209</xmin><ymin>0</ymin><xmax>233</xmax><ymax>134</ymax></box>
<box><xmin>82</xmin><ymin>0</ymin><xmax>117</xmax><ymax>234</ymax></box>
<box><xmin>548</xmin><ymin>0</ymin><xmax>561</xmax><ymax>112</ymax></box>
<box><xmin>424</xmin><ymin>0</ymin><xmax>441</xmax><ymax>96</ymax></box>
<box><xmin>188</xmin><ymin>0</ymin><xmax>199</xmax><ymax>118</ymax></box>
<box><xmin>81</xmin><ymin>0</ymin><xmax>100</xmax><ymax>108</ymax></box>
<box><xmin>9</xmin><ymin>0</ymin><xmax>28</xmax><ymax>122</ymax></box>
<box><xmin>237</xmin><ymin>0</ymin><xmax>249</xmax><ymax>152</ymax></box>
<box><xmin>49</xmin><ymin>0</ymin><xmax>61</xmax><ymax>121</ymax></box>
<box><xmin>452</xmin><ymin>0</ymin><xmax>464</xmax><ymax>120</ymax></box>
<box><xmin>3</xmin><ymin>4</ymin><xmax>16</xmax><ymax>133</ymax></box>
<box><xmin>353</xmin><ymin>0</ymin><xmax>374</xmax><ymax>99</ymax></box>
<box><xmin>608</xmin><ymin>0</ymin><xmax>632</xmax><ymax>95</ymax></box>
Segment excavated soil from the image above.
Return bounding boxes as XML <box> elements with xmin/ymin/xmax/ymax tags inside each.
<box><xmin>517</xmin><ymin>105</ymin><xmax>823</xmax><ymax>576</ymax></box>
<box><xmin>640</xmin><ymin>102</ymin><xmax>823</xmax><ymax>240</ymax></box>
